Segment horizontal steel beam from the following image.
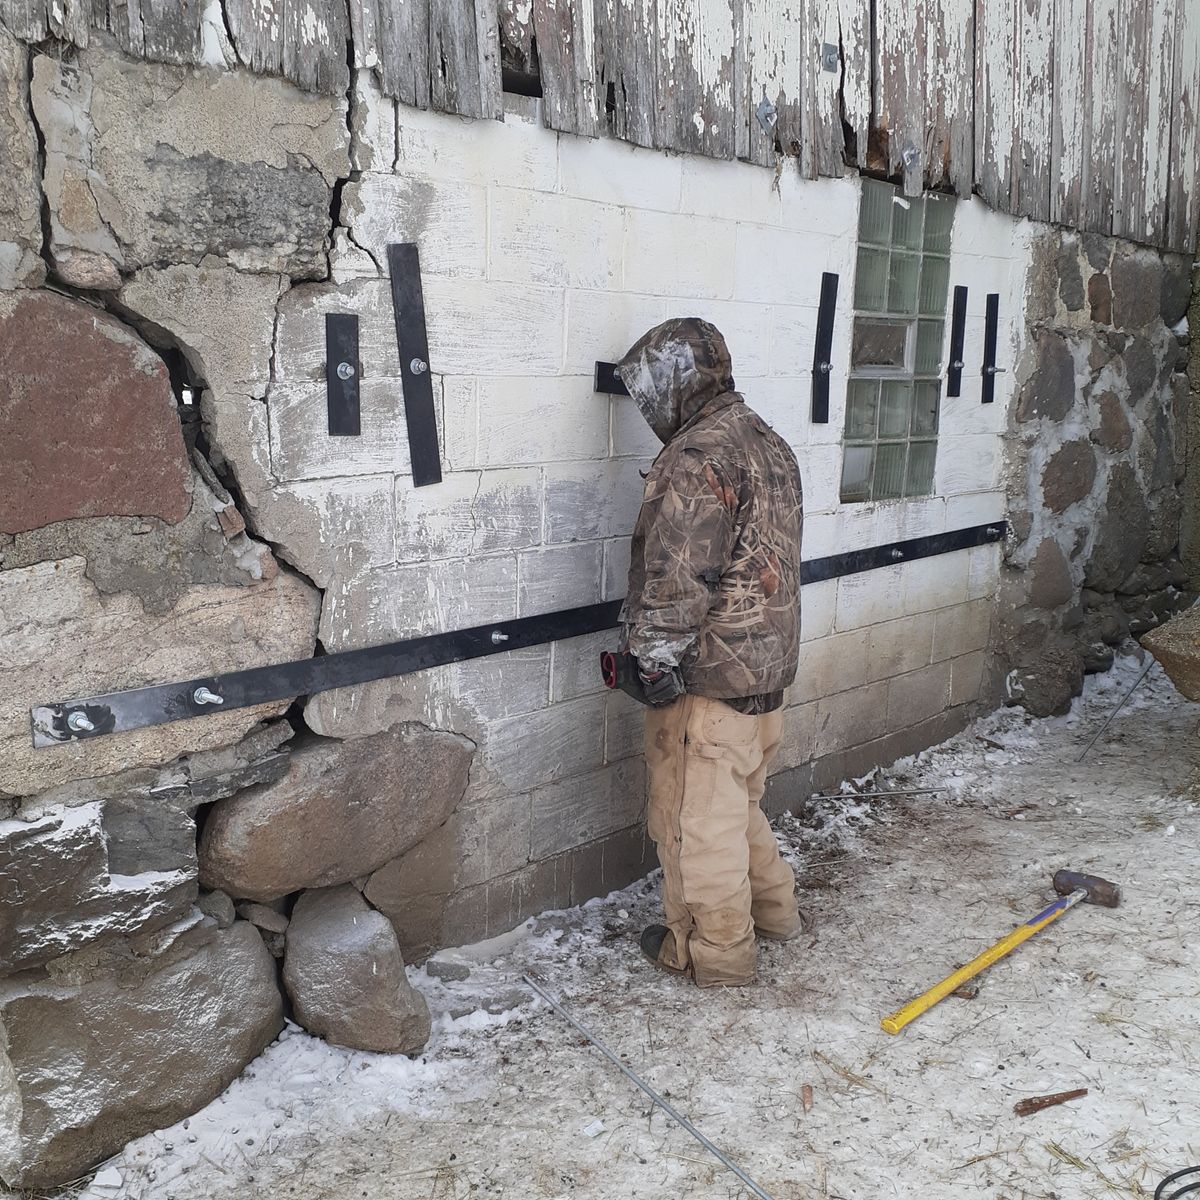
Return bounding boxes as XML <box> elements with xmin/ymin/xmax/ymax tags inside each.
<box><xmin>30</xmin><ymin>521</ymin><xmax>1006</xmax><ymax>747</ymax></box>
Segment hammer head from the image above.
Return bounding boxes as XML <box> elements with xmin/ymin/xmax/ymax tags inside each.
<box><xmin>1053</xmin><ymin>869</ymin><xmax>1121</xmax><ymax>908</ymax></box>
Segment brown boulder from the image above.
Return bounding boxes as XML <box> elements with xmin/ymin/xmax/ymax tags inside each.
<box><xmin>1090</xmin><ymin>391</ymin><xmax>1132</xmax><ymax>452</ymax></box>
<box><xmin>1017</xmin><ymin>332</ymin><xmax>1077</xmax><ymax>423</ymax></box>
<box><xmin>0</xmin><ymin>920</ymin><xmax>282</xmax><ymax>1190</ymax></box>
<box><xmin>199</xmin><ymin>723</ymin><xmax>473</xmax><ymax>901</ymax></box>
<box><xmin>0</xmin><ymin>291</ymin><xmax>191</xmax><ymax>535</ymax></box>
<box><xmin>283</xmin><ymin>885</ymin><xmax>431</xmax><ymax>1054</ymax></box>
<box><xmin>1027</xmin><ymin>539</ymin><xmax>1075</xmax><ymax>610</ymax></box>
<box><xmin>1041</xmin><ymin>439</ymin><xmax>1098</xmax><ymax>513</ymax></box>
<box><xmin>1141</xmin><ymin>607</ymin><xmax>1200</xmax><ymax>700</ymax></box>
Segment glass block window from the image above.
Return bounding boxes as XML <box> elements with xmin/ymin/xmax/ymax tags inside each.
<box><xmin>841</xmin><ymin>179</ymin><xmax>955</xmax><ymax>503</ymax></box>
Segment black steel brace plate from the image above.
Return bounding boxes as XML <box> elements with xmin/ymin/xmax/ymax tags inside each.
<box><xmin>31</xmin><ymin>522</ymin><xmax>1007</xmax><ymax>747</ymax></box>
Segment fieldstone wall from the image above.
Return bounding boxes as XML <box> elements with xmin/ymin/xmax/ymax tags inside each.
<box><xmin>998</xmin><ymin>230</ymin><xmax>1196</xmax><ymax>715</ymax></box>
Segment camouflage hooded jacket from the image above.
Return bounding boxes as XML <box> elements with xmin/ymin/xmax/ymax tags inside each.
<box><xmin>617</xmin><ymin>318</ymin><xmax>803</xmax><ymax>708</ymax></box>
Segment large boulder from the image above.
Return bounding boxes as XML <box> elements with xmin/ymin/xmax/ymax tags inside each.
<box><xmin>0</xmin><ymin>920</ymin><xmax>283</xmax><ymax>1190</ymax></box>
<box><xmin>31</xmin><ymin>46</ymin><xmax>347</xmax><ymax>282</ymax></box>
<box><xmin>1141</xmin><ymin>607</ymin><xmax>1200</xmax><ymax>700</ymax></box>
<box><xmin>283</xmin><ymin>885</ymin><xmax>430</xmax><ymax>1054</ymax></box>
<box><xmin>0</xmin><ymin>291</ymin><xmax>191</xmax><ymax>535</ymax></box>
<box><xmin>1083</xmin><ymin>463</ymin><xmax>1151</xmax><ymax>593</ymax></box>
<box><xmin>1016</xmin><ymin>331</ymin><xmax>1077</xmax><ymax>423</ymax></box>
<box><xmin>0</xmin><ymin>27</ymin><xmax>44</xmax><ymax>289</ymax></box>
<box><xmin>199</xmin><ymin>723</ymin><xmax>473</xmax><ymax>901</ymax></box>
<box><xmin>0</xmin><ymin>557</ymin><xmax>320</xmax><ymax>797</ymax></box>
<box><xmin>0</xmin><ymin>800</ymin><xmax>196</xmax><ymax>973</ymax></box>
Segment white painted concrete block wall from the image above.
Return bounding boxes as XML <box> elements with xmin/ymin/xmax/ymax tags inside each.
<box><xmin>265</xmin><ymin>90</ymin><xmax>1032</xmax><ymax>894</ymax></box>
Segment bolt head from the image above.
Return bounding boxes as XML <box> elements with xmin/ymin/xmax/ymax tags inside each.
<box><xmin>335</xmin><ymin>361</ymin><xmax>355</xmax><ymax>381</ymax></box>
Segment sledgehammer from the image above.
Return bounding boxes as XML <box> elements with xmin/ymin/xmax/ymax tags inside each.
<box><xmin>880</xmin><ymin>870</ymin><xmax>1121</xmax><ymax>1035</ymax></box>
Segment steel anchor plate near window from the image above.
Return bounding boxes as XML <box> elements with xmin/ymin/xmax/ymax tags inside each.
<box><xmin>841</xmin><ymin>179</ymin><xmax>955</xmax><ymax>503</ymax></box>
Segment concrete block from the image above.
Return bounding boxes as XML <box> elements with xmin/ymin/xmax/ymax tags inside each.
<box><xmin>343</xmin><ymin>174</ymin><xmax>487</xmax><ymax>278</ymax></box>
<box><xmin>800</xmin><ymin>578</ymin><xmax>837</xmax><ymax>642</ymax></box>
<box><xmin>932</xmin><ymin>599</ymin><xmax>994</xmax><ymax>662</ymax></box>
<box><xmin>797</xmin><ymin>443</ymin><xmax>847</xmax><ymax>514</ymax></box>
<box><xmin>544</xmin><ymin>460</ymin><xmax>646</xmax><ymax>543</ymax></box>
<box><xmin>901</xmin><ymin>550</ymin><xmax>971</xmax><ymax>617</ymax></box>
<box><xmin>769</xmin><ymin>304</ymin><xmax>820</xmax><ymax>378</ymax></box>
<box><xmin>602</xmin><ymin>536</ymin><xmax>633</xmax><ymax>600</ymax></box>
<box><xmin>259</xmin><ymin>475</ymin><xmax>396</xmax><ymax>589</ymax></box>
<box><xmin>269</xmin><ymin>378</ymin><xmax>412</xmax><ymax>480</ymax></box>
<box><xmin>563</xmin><ymin>289</ymin><xmax>668</xmax><ymax>375</ymax></box>
<box><xmin>490</xmin><ymin>188</ymin><xmax>623</xmax><ymax>290</ymax></box>
<box><xmin>814</xmin><ymin>681</ymin><xmax>889</xmax><ymax>756</ymax></box>
<box><xmin>456</xmin><ymin>791</ymin><xmax>533</xmax><ymax>887</ymax></box>
<box><xmin>271</xmin><ymin>279</ymin><xmax>398</xmax><ymax>385</ymax></box>
<box><xmin>777</xmin><ymin>175</ymin><xmax>861</xmax><ymax>239</ymax></box>
<box><xmin>423</xmin><ymin>275</ymin><xmax>564</xmax><ymax>376</ymax></box>
<box><xmin>865</xmin><ymin>613</ymin><xmax>935</xmax><ymax>682</ymax></box>
<box><xmin>680</xmin><ymin>298</ymin><xmax>771</xmax><ymax>379</ymax></box>
<box><xmin>476</xmin><ymin>376</ymin><xmax>609</xmax><ymax>465</ymax></box>
<box><xmin>318</xmin><ymin>556</ymin><xmax>517</xmax><ymax>648</ymax></box>
<box><xmin>531</xmin><ymin>758</ymin><xmax>646</xmax><ymax>859</ymax></box>
<box><xmin>792</xmin><ymin>629</ymin><xmax>871</xmax><ymax>704</ymax></box>
<box><xmin>934</xmin><ymin>434</ymin><xmax>1001</xmax><ymax>496</ymax></box>
<box><xmin>886</xmin><ymin>660</ymin><xmax>953</xmax><ymax>732</ymax></box>
<box><xmin>967</xmin><ymin>543</ymin><xmax>1002</xmax><ymax>601</ymax></box>
<box><xmin>348</xmin><ymin>68</ymin><xmax>395</xmax><ymax>173</ymax></box>
<box><xmin>611</xmin><ymin>396</ymin><xmax>663</xmax><ymax>459</ymax></box>
<box><xmin>943</xmin><ymin>491</ymin><xmax>1006</xmax><ymax>529</ymax></box>
<box><xmin>592</xmin><ymin>825</ymin><xmax>658</xmax><ymax>897</ymax></box>
<box><xmin>775</xmin><ymin>701</ymin><xmax>817</xmax><ymax>772</ymax></box>
<box><xmin>751</xmin><ymin>376</ymin><xmax>807</xmax><ymax>450</ymax></box>
<box><xmin>834</xmin><ymin>566</ymin><xmax>907</xmax><ymax>631</ymax></box>
<box><xmin>442</xmin><ymin>377</ymin><xmax>478</xmax><ymax>470</ymax></box>
<box><xmin>762</xmin><ymin>762</ymin><xmax>815</xmax><ymax>819</ymax></box>
<box><xmin>560</xmin><ymin>131</ymin><xmax>683</xmax><ymax>211</ymax></box>
<box><xmin>451</xmin><ymin>647</ymin><xmax>552</xmax><ymax>722</ymax></box>
<box><xmin>518</xmin><ymin>542</ymin><xmax>604</xmax><ymax>615</ymax></box>
<box><xmin>395</xmin><ymin>102</ymin><xmax>558</xmax><ymax>192</ymax></box>
<box><xmin>604</xmin><ymin>692</ymin><xmax>644</xmax><ymax>762</ymax></box>
<box><xmin>484</xmin><ymin>694</ymin><xmax>607</xmax><ymax>794</ymax></box>
<box><xmin>734</xmin><ymin>224</ymin><xmax>838</xmax><ymax>306</ymax></box>
<box><xmin>623</xmin><ymin>209</ymin><xmax>736</xmax><ymax>299</ymax></box>
<box><xmin>950</xmin><ymin>650</ymin><xmax>988</xmax><ymax>707</ymax></box>
<box><xmin>680</xmin><ymin>154</ymin><xmax>784</xmax><ymax>226</ymax></box>
<box><xmin>394</xmin><ymin>469</ymin><xmax>541</xmax><ymax>560</ymax></box>
<box><xmin>550</xmin><ymin>630</ymin><xmax>612</xmax><ymax>702</ymax></box>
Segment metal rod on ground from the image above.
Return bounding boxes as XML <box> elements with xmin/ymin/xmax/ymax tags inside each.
<box><xmin>521</xmin><ymin>973</ymin><xmax>778</xmax><ymax>1200</ymax></box>
<box><xmin>810</xmin><ymin>788</ymin><xmax>946</xmax><ymax>800</ymax></box>
<box><xmin>1077</xmin><ymin>661</ymin><xmax>1155</xmax><ymax>762</ymax></box>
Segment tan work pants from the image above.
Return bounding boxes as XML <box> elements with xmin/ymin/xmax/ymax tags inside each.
<box><xmin>644</xmin><ymin>694</ymin><xmax>799</xmax><ymax>987</ymax></box>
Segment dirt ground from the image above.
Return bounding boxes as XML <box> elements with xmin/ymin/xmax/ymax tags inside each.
<box><xmin>59</xmin><ymin>652</ymin><xmax>1200</xmax><ymax>1200</ymax></box>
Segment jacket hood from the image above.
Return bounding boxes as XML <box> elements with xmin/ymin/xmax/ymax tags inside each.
<box><xmin>616</xmin><ymin>317</ymin><xmax>736</xmax><ymax>443</ymax></box>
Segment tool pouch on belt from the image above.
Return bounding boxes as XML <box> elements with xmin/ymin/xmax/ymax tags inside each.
<box><xmin>600</xmin><ymin>650</ymin><xmax>683</xmax><ymax>707</ymax></box>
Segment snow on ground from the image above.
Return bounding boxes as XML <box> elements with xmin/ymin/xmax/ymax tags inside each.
<box><xmin>40</xmin><ymin>652</ymin><xmax>1200</xmax><ymax>1199</ymax></box>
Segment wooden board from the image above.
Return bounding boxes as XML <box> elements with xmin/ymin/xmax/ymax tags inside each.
<box><xmin>1083</xmin><ymin>0</ymin><xmax>1119</xmax><ymax>235</ymax></box>
<box><xmin>350</xmin><ymin>0</ymin><xmax>431</xmax><ymax>108</ymax></box>
<box><xmin>430</xmin><ymin>0</ymin><xmax>502</xmax><ymax>118</ymax></box>
<box><xmin>1167</xmin><ymin>0</ymin><xmax>1200</xmax><ymax>251</ymax></box>
<box><xmin>1112</xmin><ymin>0</ymin><xmax>1149</xmax><ymax>240</ymax></box>
<box><xmin>1014</xmin><ymin>0</ymin><xmax>1052</xmax><ymax>221</ymax></box>
<box><xmin>655</xmin><ymin>0</ymin><xmax>737</xmax><ymax>158</ymax></box>
<box><xmin>593</xmin><ymin>0</ymin><xmax>659</xmax><ymax>148</ymax></box>
<box><xmin>873</xmin><ymin>0</ymin><xmax>925</xmax><ymax>194</ymax></box>
<box><xmin>225</xmin><ymin>0</ymin><xmax>349</xmax><ymax>94</ymax></box>
<box><xmin>532</xmin><ymin>0</ymin><xmax>600</xmax><ymax>137</ymax></box>
<box><xmin>927</xmin><ymin>0</ymin><xmax>974</xmax><ymax>195</ymax></box>
<box><xmin>1140</xmin><ymin>0</ymin><xmax>1177</xmax><ymax>246</ymax></box>
<box><xmin>733</xmin><ymin>0</ymin><xmax>803</xmax><ymax>167</ymax></box>
<box><xmin>973</xmin><ymin>0</ymin><xmax>1016</xmax><ymax>212</ymax></box>
<box><xmin>5</xmin><ymin>0</ymin><xmax>90</xmax><ymax>41</ymax></box>
<box><xmin>836</xmin><ymin>0</ymin><xmax>872</xmax><ymax>171</ymax></box>
<box><xmin>1051</xmin><ymin>0</ymin><xmax>1088</xmax><ymax>229</ymax></box>
<box><xmin>805</xmin><ymin>0</ymin><xmax>846</xmax><ymax>178</ymax></box>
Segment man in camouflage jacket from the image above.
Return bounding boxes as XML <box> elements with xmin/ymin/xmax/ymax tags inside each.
<box><xmin>616</xmin><ymin>317</ymin><xmax>804</xmax><ymax>988</ymax></box>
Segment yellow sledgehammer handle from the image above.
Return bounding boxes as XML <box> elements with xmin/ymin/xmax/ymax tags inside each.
<box><xmin>880</xmin><ymin>889</ymin><xmax>1086</xmax><ymax>1035</ymax></box>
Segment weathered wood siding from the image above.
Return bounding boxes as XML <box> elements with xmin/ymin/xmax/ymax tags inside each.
<box><xmin>2</xmin><ymin>0</ymin><xmax>1197</xmax><ymax>250</ymax></box>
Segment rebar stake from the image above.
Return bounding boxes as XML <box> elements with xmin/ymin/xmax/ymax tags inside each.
<box><xmin>522</xmin><ymin>973</ymin><xmax>779</xmax><ymax>1200</ymax></box>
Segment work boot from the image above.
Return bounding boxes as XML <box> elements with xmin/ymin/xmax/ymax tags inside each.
<box><xmin>755</xmin><ymin>908</ymin><xmax>813</xmax><ymax>943</ymax></box>
<box><xmin>639</xmin><ymin>925</ymin><xmax>688</xmax><ymax>976</ymax></box>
